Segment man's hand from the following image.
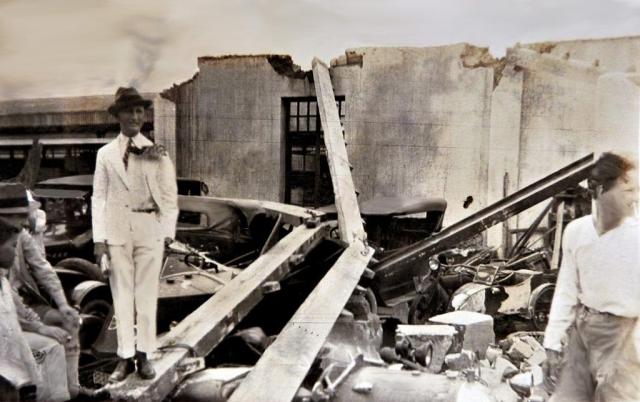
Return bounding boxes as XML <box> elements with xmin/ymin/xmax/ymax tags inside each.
<box><xmin>94</xmin><ymin>241</ymin><xmax>109</xmax><ymax>262</ymax></box>
<box><xmin>164</xmin><ymin>237</ymin><xmax>173</xmax><ymax>247</ymax></box>
<box><xmin>542</xmin><ymin>348</ymin><xmax>562</xmax><ymax>391</ymax></box>
<box><xmin>58</xmin><ymin>304</ymin><xmax>80</xmax><ymax>330</ymax></box>
<box><xmin>38</xmin><ymin>325</ymin><xmax>71</xmax><ymax>345</ymax></box>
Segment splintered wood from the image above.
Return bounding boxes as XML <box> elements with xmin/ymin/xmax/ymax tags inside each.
<box><xmin>108</xmin><ymin>223</ymin><xmax>330</xmax><ymax>401</ymax></box>
<box><xmin>312</xmin><ymin>58</ymin><xmax>365</xmax><ymax>244</ymax></box>
<box><xmin>228</xmin><ymin>243</ymin><xmax>373</xmax><ymax>402</ymax></box>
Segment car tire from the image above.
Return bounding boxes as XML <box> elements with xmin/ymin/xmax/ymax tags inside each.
<box><xmin>56</xmin><ymin>257</ymin><xmax>104</xmax><ymax>282</ymax></box>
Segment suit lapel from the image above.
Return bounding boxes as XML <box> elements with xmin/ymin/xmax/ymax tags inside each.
<box><xmin>106</xmin><ymin>140</ymin><xmax>130</xmax><ymax>189</ymax></box>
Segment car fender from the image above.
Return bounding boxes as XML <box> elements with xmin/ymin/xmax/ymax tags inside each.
<box><xmin>526</xmin><ymin>283</ymin><xmax>555</xmax><ymax>319</ymax></box>
<box><xmin>71</xmin><ymin>280</ymin><xmax>111</xmax><ymax>308</ymax></box>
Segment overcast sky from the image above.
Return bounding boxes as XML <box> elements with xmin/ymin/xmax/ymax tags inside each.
<box><xmin>1</xmin><ymin>0</ymin><xmax>639</xmax><ymax>100</ymax></box>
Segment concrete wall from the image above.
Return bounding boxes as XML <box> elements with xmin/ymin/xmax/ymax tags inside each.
<box><xmin>525</xmin><ymin>36</ymin><xmax>640</xmax><ymax>74</ymax></box>
<box><xmin>596</xmin><ymin>73</ymin><xmax>640</xmax><ymax>157</ymax></box>
<box><xmin>486</xmin><ymin>65</ymin><xmax>524</xmax><ymax>252</ymax></box>
<box><xmin>331</xmin><ymin>45</ymin><xmax>494</xmax><ymax>225</ymax></box>
<box><xmin>165</xmin><ymin>56</ymin><xmax>312</xmax><ymax>201</ymax></box>
<box><xmin>153</xmin><ymin>94</ymin><xmax>176</xmax><ymax>160</ymax></box>
<box><xmin>168</xmin><ymin>46</ymin><xmax>494</xmax><ymax>224</ymax></box>
<box><xmin>504</xmin><ymin>48</ymin><xmax>603</xmax><ymax>227</ymax></box>
<box><xmin>166</xmin><ymin>37</ymin><xmax>637</xmax><ymax>238</ymax></box>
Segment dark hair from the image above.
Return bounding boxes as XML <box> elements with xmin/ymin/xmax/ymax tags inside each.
<box><xmin>588</xmin><ymin>152</ymin><xmax>636</xmax><ymax>197</ymax></box>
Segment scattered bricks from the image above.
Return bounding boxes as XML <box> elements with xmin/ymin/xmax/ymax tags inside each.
<box><xmin>527</xmin><ymin>349</ymin><xmax>547</xmax><ymax>367</ymax></box>
<box><xmin>495</xmin><ymin>356</ymin><xmax>519</xmax><ymax>380</ymax></box>
<box><xmin>506</xmin><ymin>338</ymin><xmax>535</xmax><ymax>363</ymax></box>
<box><xmin>429</xmin><ymin>311</ymin><xmax>495</xmax><ymax>358</ymax></box>
<box><xmin>396</xmin><ymin>324</ymin><xmax>459</xmax><ymax>373</ymax></box>
<box><xmin>521</xmin><ymin>336</ymin><xmax>545</xmax><ymax>353</ymax></box>
<box><xmin>479</xmin><ymin>366</ymin><xmax>503</xmax><ymax>387</ymax></box>
<box><xmin>444</xmin><ymin>350</ymin><xmax>476</xmax><ymax>371</ymax></box>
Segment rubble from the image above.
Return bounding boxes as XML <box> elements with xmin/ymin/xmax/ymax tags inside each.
<box><xmin>444</xmin><ymin>350</ymin><xmax>476</xmax><ymax>371</ymax></box>
<box><xmin>37</xmin><ymin>55</ymin><xmax>600</xmax><ymax>401</ymax></box>
<box><xmin>429</xmin><ymin>311</ymin><xmax>495</xmax><ymax>358</ymax></box>
<box><xmin>395</xmin><ymin>324</ymin><xmax>458</xmax><ymax>373</ymax></box>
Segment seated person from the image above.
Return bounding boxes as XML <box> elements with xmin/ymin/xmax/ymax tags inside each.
<box><xmin>8</xmin><ymin>189</ymin><xmax>82</xmax><ymax>398</ymax></box>
<box><xmin>0</xmin><ymin>208</ymin><xmax>68</xmax><ymax>401</ymax></box>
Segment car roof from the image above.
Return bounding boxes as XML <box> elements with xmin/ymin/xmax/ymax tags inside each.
<box><xmin>318</xmin><ymin>196</ymin><xmax>447</xmax><ymax>216</ymax></box>
<box><xmin>32</xmin><ymin>188</ymin><xmax>89</xmax><ymax>199</ymax></box>
<box><xmin>36</xmin><ymin>175</ymin><xmax>93</xmax><ymax>188</ymax></box>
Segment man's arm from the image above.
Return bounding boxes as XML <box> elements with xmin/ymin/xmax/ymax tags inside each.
<box><xmin>157</xmin><ymin>154</ymin><xmax>179</xmax><ymax>241</ymax></box>
<box><xmin>12</xmin><ymin>287</ymin><xmax>45</xmax><ymax>333</ymax></box>
<box><xmin>91</xmin><ymin>150</ymin><xmax>108</xmax><ymax>243</ymax></box>
<box><xmin>19</xmin><ymin>230</ymin><xmax>68</xmax><ymax>309</ymax></box>
<box><xmin>544</xmin><ymin>222</ymin><xmax>580</xmax><ymax>351</ymax></box>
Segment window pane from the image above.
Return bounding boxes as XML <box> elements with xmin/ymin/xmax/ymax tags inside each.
<box><xmin>291</xmin><ymin>154</ymin><xmax>303</xmax><ymax>171</ymax></box>
<box><xmin>299</xmin><ymin>117</ymin><xmax>307</xmax><ymax>132</ymax></box>
<box><xmin>309</xmin><ymin>101</ymin><xmax>317</xmax><ymax>115</ymax></box>
<box><xmin>289</xmin><ymin>117</ymin><xmax>297</xmax><ymax>132</ymax></box>
<box><xmin>309</xmin><ymin>117</ymin><xmax>317</xmax><ymax>132</ymax></box>
<box><xmin>304</xmin><ymin>154</ymin><xmax>315</xmax><ymax>172</ymax></box>
<box><xmin>299</xmin><ymin>102</ymin><xmax>307</xmax><ymax>115</ymax></box>
<box><xmin>289</xmin><ymin>102</ymin><xmax>297</xmax><ymax>116</ymax></box>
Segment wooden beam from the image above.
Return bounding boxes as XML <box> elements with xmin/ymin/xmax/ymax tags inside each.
<box><xmin>550</xmin><ymin>200</ymin><xmax>565</xmax><ymax>270</ymax></box>
<box><xmin>108</xmin><ymin>222</ymin><xmax>332</xmax><ymax>401</ymax></box>
<box><xmin>228</xmin><ymin>243</ymin><xmax>374</xmax><ymax>402</ymax></box>
<box><xmin>312</xmin><ymin>58</ymin><xmax>365</xmax><ymax>244</ymax></box>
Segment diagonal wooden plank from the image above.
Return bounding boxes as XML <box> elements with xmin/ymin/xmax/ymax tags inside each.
<box><xmin>228</xmin><ymin>243</ymin><xmax>374</xmax><ymax>402</ymax></box>
<box><xmin>108</xmin><ymin>222</ymin><xmax>331</xmax><ymax>401</ymax></box>
<box><xmin>312</xmin><ymin>58</ymin><xmax>365</xmax><ymax>244</ymax></box>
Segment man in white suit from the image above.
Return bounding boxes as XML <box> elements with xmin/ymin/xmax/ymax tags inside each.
<box><xmin>92</xmin><ymin>87</ymin><xmax>178</xmax><ymax>382</ymax></box>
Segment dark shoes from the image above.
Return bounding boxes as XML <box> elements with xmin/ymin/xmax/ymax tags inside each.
<box><xmin>136</xmin><ymin>352</ymin><xmax>156</xmax><ymax>380</ymax></box>
<box><xmin>109</xmin><ymin>353</ymin><xmax>156</xmax><ymax>383</ymax></box>
<box><xmin>109</xmin><ymin>358</ymin><xmax>135</xmax><ymax>383</ymax></box>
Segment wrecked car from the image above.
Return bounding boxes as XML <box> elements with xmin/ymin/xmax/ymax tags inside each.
<box><xmin>32</xmin><ymin>174</ymin><xmax>210</xmax><ymax>265</ymax></box>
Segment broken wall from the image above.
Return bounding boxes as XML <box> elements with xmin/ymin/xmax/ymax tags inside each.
<box><xmin>153</xmin><ymin>94</ymin><xmax>177</xmax><ymax>160</ymax></box>
<box><xmin>514</xmin><ymin>48</ymin><xmax>604</xmax><ymax>227</ymax></box>
<box><xmin>165</xmin><ymin>56</ymin><xmax>312</xmax><ymax>201</ymax></box>
<box><xmin>331</xmin><ymin>45</ymin><xmax>494</xmax><ymax>224</ymax></box>
<box><xmin>525</xmin><ymin>36</ymin><xmax>640</xmax><ymax>74</ymax></box>
<box><xmin>596</xmin><ymin>73</ymin><xmax>640</xmax><ymax>157</ymax></box>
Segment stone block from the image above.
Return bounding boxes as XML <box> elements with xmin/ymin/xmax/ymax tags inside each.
<box><xmin>479</xmin><ymin>366</ymin><xmax>503</xmax><ymax>387</ymax></box>
<box><xmin>495</xmin><ymin>356</ymin><xmax>519</xmax><ymax>380</ymax></box>
<box><xmin>527</xmin><ymin>349</ymin><xmax>547</xmax><ymax>367</ymax></box>
<box><xmin>429</xmin><ymin>311</ymin><xmax>495</xmax><ymax>358</ymax></box>
<box><xmin>506</xmin><ymin>338</ymin><xmax>535</xmax><ymax>363</ymax></box>
<box><xmin>396</xmin><ymin>324</ymin><xmax>459</xmax><ymax>373</ymax></box>
<box><xmin>444</xmin><ymin>350</ymin><xmax>476</xmax><ymax>371</ymax></box>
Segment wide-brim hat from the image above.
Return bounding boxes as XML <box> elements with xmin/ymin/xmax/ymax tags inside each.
<box><xmin>108</xmin><ymin>87</ymin><xmax>152</xmax><ymax>116</ymax></box>
<box><xmin>0</xmin><ymin>183</ymin><xmax>30</xmax><ymax>215</ymax></box>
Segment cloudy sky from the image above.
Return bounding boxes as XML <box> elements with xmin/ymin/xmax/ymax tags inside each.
<box><xmin>1</xmin><ymin>0</ymin><xmax>639</xmax><ymax>100</ymax></box>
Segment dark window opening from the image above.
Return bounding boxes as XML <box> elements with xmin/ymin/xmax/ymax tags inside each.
<box><xmin>283</xmin><ymin>96</ymin><xmax>345</xmax><ymax>208</ymax></box>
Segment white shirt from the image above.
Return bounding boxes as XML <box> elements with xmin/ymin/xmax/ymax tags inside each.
<box><xmin>544</xmin><ymin>215</ymin><xmax>640</xmax><ymax>351</ymax></box>
<box><xmin>118</xmin><ymin>133</ymin><xmax>156</xmax><ymax>211</ymax></box>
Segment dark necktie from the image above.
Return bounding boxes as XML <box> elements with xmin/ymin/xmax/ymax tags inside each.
<box><xmin>123</xmin><ymin>138</ymin><xmax>133</xmax><ymax>170</ymax></box>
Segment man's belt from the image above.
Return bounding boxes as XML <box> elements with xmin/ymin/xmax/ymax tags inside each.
<box><xmin>580</xmin><ymin>304</ymin><xmax>615</xmax><ymax>317</ymax></box>
<box><xmin>131</xmin><ymin>208</ymin><xmax>158</xmax><ymax>214</ymax></box>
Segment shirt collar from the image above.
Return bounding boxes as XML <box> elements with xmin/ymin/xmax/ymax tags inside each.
<box><xmin>118</xmin><ymin>132</ymin><xmax>145</xmax><ymax>148</ymax></box>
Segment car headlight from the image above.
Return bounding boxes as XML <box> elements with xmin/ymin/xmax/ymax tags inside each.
<box><xmin>428</xmin><ymin>257</ymin><xmax>440</xmax><ymax>271</ymax></box>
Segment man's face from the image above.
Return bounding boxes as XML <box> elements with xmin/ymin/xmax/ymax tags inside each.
<box><xmin>116</xmin><ymin>105</ymin><xmax>145</xmax><ymax>137</ymax></box>
<box><xmin>598</xmin><ymin>169</ymin><xmax>639</xmax><ymax>218</ymax></box>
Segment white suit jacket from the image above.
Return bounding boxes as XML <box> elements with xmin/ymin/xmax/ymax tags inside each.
<box><xmin>91</xmin><ymin>135</ymin><xmax>178</xmax><ymax>246</ymax></box>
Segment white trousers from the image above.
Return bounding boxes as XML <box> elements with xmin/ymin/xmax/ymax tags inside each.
<box><xmin>108</xmin><ymin>212</ymin><xmax>163</xmax><ymax>358</ymax></box>
<box><xmin>24</xmin><ymin>332</ymin><xmax>69</xmax><ymax>402</ymax></box>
